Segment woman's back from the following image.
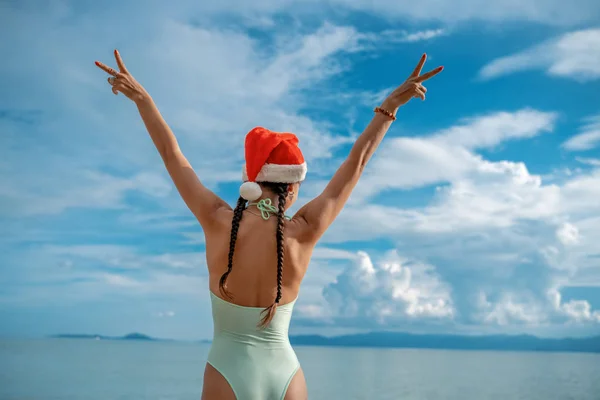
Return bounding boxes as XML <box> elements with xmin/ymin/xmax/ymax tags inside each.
<box><xmin>205</xmin><ymin>207</ymin><xmax>312</xmax><ymax>308</ymax></box>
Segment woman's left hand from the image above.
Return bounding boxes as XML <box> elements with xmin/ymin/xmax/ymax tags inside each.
<box><xmin>95</xmin><ymin>50</ymin><xmax>149</xmax><ymax>104</ymax></box>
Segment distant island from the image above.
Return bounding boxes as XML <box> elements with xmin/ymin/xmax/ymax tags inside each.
<box><xmin>51</xmin><ymin>331</ymin><xmax>600</xmax><ymax>353</ymax></box>
<box><xmin>290</xmin><ymin>332</ymin><xmax>600</xmax><ymax>353</ymax></box>
<box><xmin>51</xmin><ymin>332</ymin><xmax>158</xmax><ymax>341</ymax></box>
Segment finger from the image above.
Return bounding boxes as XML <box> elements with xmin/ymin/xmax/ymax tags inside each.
<box><xmin>414</xmin><ymin>88</ymin><xmax>426</xmax><ymax>101</ymax></box>
<box><xmin>112</xmin><ymin>83</ymin><xmax>129</xmax><ymax>96</ymax></box>
<box><xmin>415</xmin><ymin>66</ymin><xmax>444</xmax><ymax>83</ymax></box>
<box><xmin>410</xmin><ymin>53</ymin><xmax>427</xmax><ymax>78</ymax></box>
<box><xmin>108</xmin><ymin>75</ymin><xmax>129</xmax><ymax>86</ymax></box>
<box><xmin>114</xmin><ymin>49</ymin><xmax>128</xmax><ymax>73</ymax></box>
<box><xmin>113</xmin><ymin>83</ymin><xmax>134</xmax><ymax>98</ymax></box>
<box><xmin>418</xmin><ymin>84</ymin><xmax>427</xmax><ymax>93</ymax></box>
<box><xmin>95</xmin><ymin>61</ymin><xmax>118</xmax><ymax>76</ymax></box>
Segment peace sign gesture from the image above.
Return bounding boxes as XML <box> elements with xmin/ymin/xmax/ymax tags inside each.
<box><xmin>95</xmin><ymin>50</ymin><xmax>148</xmax><ymax>104</ymax></box>
<box><xmin>380</xmin><ymin>54</ymin><xmax>443</xmax><ymax>114</ymax></box>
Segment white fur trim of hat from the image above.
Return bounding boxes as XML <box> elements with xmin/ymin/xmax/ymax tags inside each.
<box><xmin>242</xmin><ymin>162</ymin><xmax>307</xmax><ymax>183</ymax></box>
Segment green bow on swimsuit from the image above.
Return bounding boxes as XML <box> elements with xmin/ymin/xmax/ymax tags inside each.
<box><xmin>247</xmin><ymin>198</ymin><xmax>292</xmax><ymax>221</ymax></box>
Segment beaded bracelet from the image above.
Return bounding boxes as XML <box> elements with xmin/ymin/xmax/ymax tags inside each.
<box><xmin>374</xmin><ymin>106</ymin><xmax>396</xmax><ymax>121</ymax></box>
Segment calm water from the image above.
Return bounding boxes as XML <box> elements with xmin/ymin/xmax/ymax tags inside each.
<box><xmin>1</xmin><ymin>338</ymin><xmax>599</xmax><ymax>399</ymax></box>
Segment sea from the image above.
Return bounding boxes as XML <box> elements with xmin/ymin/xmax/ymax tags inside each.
<box><xmin>1</xmin><ymin>338</ymin><xmax>599</xmax><ymax>400</ymax></box>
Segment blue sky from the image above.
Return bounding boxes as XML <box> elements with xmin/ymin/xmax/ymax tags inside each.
<box><xmin>1</xmin><ymin>0</ymin><xmax>600</xmax><ymax>341</ymax></box>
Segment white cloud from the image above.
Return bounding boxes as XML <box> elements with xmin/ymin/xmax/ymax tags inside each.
<box><xmin>317</xmin><ymin>250</ymin><xmax>454</xmax><ymax>324</ymax></box>
<box><xmin>46</xmin><ymin>245</ymin><xmax>137</xmax><ymax>261</ymax></box>
<box><xmin>0</xmin><ymin>243</ymin><xmax>209</xmax><ymax>307</ymax></box>
<box><xmin>365</xmin><ymin>28</ymin><xmax>448</xmax><ymax>44</ymax></box>
<box><xmin>417</xmin><ymin>164</ymin><xmax>560</xmax><ymax>232</ymax></box>
<box><xmin>562</xmin><ymin>114</ymin><xmax>600</xmax><ymax>151</ymax></box>
<box><xmin>156</xmin><ymin>311</ymin><xmax>176</xmax><ymax>318</ymax></box>
<box><xmin>479</xmin><ymin>28</ymin><xmax>600</xmax><ymax>81</ymax></box>
<box><xmin>103</xmin><ymin>274</ymin><xmax>142</xmax><ymax>288</ymax></box>
<box><xmin>321</xmin><ymin>162</ymin><xmax>562</xmax><ymax>245</ymax></box>
<box><xmin>478</xmin><ymin>292</ymin><xmax>547</xmax><ymax>326</ymax></box>
<box><xmin>561</xmin><ymin>168</ymin><xmax>600</xmax><ymax>215</ymax></box>
<box><xmin>548</xmin><ymin>289</ymin><xmax>600</xmax><ymax>323</ymax></box>
<box><xmin>475</xmin><ymin>287</ymin><xmax>600</xmax><ymax>327</ymax></box>
<box><xmin>179</xmin><ymin>232</ymin><xmax>206</xmax><ymax>245</ymax></box>
<box><xmin>45</xmin><ymin>244</ymin><xmax>206</xmax><ymax>271</ymax></box>
<box><xmin>556</xmin><ymin>223</ymin><xmax>580</xmax><ymax>246</ymax></box>
<box><xmin>311</xmin><ymin>247</ymin><xmax>358</xmax><ymax>260</ymax></box>
<box><xmin>351</xmin><ymin>108</ymin><xmax>557</xmax><ymax>202</ymax></box>
<box><xmin>559</xmin><ymin>299</ymin><xmax>600</xmax><ymax>323</ymax></box>
<box><xmin>576</xmin><ymin>157</ymin><xmax>600</xmax><ymax>167</ymax></box>
<box><xmin>0</xmin><ymin>171</ymin><xmax>172</xmax><ymax>217</ymax></box>
<box><xmin>327</xmin><ymin>142</ymin><xmax>599</xmax><ymax>268</ymax></box>
<box><xmin>398</xmin><ymin>29</ymin><xmax>447</xmax><ymax>42</ymax></box>
<box><xmin>433</xmin><ymin>109</ymin><xmax>557</xmax><ymax>150</ymax></box>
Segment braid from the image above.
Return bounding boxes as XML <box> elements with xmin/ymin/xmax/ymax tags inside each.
<box><xmin>259</xmin><ymin>182</ymin><xmax>288</xmax><ymax>328</ymax></box>
<box><xmin>220</xmin><ymin>196</ymin><xmax>246</xmax><ymax>300</ymax></box>
<box><xmin>275</xmin><ymin>185</ymin><xmax>286</xmax><ymax>303</ymax></box>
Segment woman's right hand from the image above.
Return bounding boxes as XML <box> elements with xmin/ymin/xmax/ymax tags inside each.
<box><xmin>380</xmin><ymin>54</ymin><xmax>443</xmax><ymax>114</ymax></box>
<box><xmin>95</xmin><ymin>49</ymin><xmax>150</xmax><ymax>104</ymax></box>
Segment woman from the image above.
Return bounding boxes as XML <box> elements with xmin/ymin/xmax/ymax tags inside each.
<box><xmin>95</xmin><ymin>50</ymin><xmax>442</xmax><ymax>400</ymax></box>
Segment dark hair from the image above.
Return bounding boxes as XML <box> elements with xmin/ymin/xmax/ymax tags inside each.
<box><xmin>218</xmin><ymin>182</ymin><xmax>289</xmax><ymax>328</ymax></box>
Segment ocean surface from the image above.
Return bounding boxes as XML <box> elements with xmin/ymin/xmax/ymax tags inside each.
<box><xmin>1</xmin><ymin>338</ymin><xmax>599</xmax><ymax>400</ymax></box>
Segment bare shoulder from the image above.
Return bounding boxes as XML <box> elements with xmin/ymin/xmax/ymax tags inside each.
<box><xmin>206</xmin><ymin>206</ymin><xmax>235</xmax><ymax>235</ymax></box>
<box><xmin>286</xmin><ymin>211</ymin><xmax>321</xmax><ymax>247</ymax></box>
<box><xmin>214</xmin><ymin>206</ymin><xmax>235</xmax><ymax>224</ymax></box>
<box><xmin>284</xmin><ymin>216</ymin><xmax>311</xmax><ymax>243</ymax></box>
<box><xmin>283</xmin><ymin>217</ymin><xmax>317</xmax><ymax>272</ymax></box>
<box><xmin>199</xmin><ymin>206</ymin><xmax>234</xmax><ymax>251</ymax></box>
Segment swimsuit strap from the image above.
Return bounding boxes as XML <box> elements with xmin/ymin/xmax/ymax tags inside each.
<box><xmin>247</xmin><ymin>198</ymin><xmax>292</xmax><ymax>221</ymax></box>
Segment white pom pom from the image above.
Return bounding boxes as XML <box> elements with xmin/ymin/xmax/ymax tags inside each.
<box><xmin>240</xmin><ymin>181</ymin><xmax>262</xmax><ymax>201</ymax></box>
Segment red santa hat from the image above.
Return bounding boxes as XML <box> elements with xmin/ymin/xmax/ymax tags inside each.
<box><xmin>240</xmin><ymin>127</ymin><xmax>307</xmax><ymax>201</ymax></box>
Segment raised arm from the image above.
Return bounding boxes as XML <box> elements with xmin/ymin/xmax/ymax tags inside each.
<box><xmin>95</xmin><ymin>50</ymin><xmax>230</xmax><ymax>229</ymax></box>
<box><xmin>294</xmin><ymin>54</ymin><xmax>443</xmax><ymax>243</ymax></box>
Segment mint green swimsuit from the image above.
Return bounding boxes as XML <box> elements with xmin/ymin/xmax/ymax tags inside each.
<box><xmin>207</xmin><ymin>291</ymin><xmax>300</xmax><ymax>400</ymax></box>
